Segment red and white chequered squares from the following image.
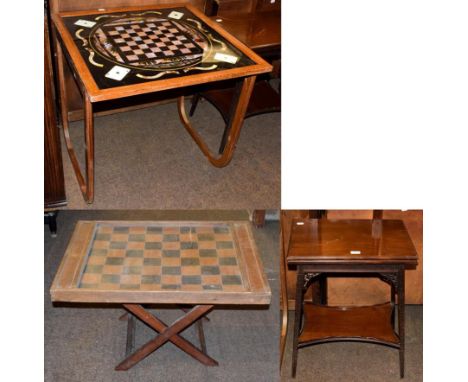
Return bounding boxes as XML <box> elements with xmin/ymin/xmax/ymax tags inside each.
<box><xmin>103</xmin><ymin>20</ymin><xmax>202</xmax><ymax>63</ymax></box>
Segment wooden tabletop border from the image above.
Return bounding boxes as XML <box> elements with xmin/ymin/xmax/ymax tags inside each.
<box><xmin>50</xmin><ymin>220</ymin><xmax>271</xmax><ymax>305</ymax></box>
<box><xmin>286</xmin><ymin>219</ymin><xmax>419</xmax><ymax>266</ymax></box>
<box><xmin>52</xmin><ymin>4</ymin><xmax>272</xmax><ymax>102</ymax></box>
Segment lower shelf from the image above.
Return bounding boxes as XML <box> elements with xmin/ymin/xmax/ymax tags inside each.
<box><xmin>299</xmin><ymin>302</ymin><xmax>399</xmax><ymax>346</ymax></box>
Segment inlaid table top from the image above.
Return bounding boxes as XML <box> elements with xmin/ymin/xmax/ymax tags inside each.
<box><xmin>287</xmin><ymin>219</ymin><xmax>418</xmax><ymax>266</ymax></box>
<box><xmin>53</xmin><ymin>4</ymin><xmax>271</xmax><ymax>102</ymax></box>
<box><xmin>51</xmin><ymin>221</ymin><xmax>271</xmax><ymax>305</ymax></box>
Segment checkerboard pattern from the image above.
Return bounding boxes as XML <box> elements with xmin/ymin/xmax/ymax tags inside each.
<box><xmin>103</xmin><ymin>20</ymin><xmax>203</xmax><ymax>63</ymax></box>
<box><xmin>79</xmin><ymin>223</ymin><xmax>245</xmax><ymax>292</ymax></box>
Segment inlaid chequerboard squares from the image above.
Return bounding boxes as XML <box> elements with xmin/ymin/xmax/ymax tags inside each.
<box><xmin>103</xmin><ymin>20</ymin><xmax>203</xmax><ymax>63</ymax></box>
<box><xmin>79</xmin><ymin>223</ymin><xmax>245</xmax><ymax>292</ymax></box>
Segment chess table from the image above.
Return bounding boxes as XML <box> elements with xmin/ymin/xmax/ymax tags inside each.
<box><xmin>52</xmin><ymin>4</ymin><xmax>272</xmax><ymax>203</ymax></box>
<box><xmin>286</xmin><ymin>218</ymin><xmax>418</xmax><ymax>378</ymax></box>
<box><xmin>51</xmin><ymin>220</ymin><xmax>270</xmax><ymax>370</ymax></box>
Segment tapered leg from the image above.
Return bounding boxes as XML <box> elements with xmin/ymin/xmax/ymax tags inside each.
<box><xmin>292</xmin><ymin>270</ymin><xmax>304</xmax><ymax>378</ymax></box>
<box><xmin>398</xmin><ymin>270</ymin><xmax>405</xmax><ymax>378</ymax></box>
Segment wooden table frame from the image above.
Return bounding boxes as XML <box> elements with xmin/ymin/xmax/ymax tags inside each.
<box><xmin>50</xmin><ymin>220</ymin><xmax>271</xmax><ymax>304</ymax></box>
<box><xmin>286</xmin><ymin>218</ymin><xmax>418</xmax><ymax>379</ymax></box>
<box><xmin>116</xmin><ymin>304</ymin><xmax>217</xmax><ymax>371</ymax></box>
<box><xmin>50</xmin><ymin>219</ymin><xmax>271</xmax><ymax>370</ymax></box>
<box><xmin>52</xmin><ymin>4</ymin><xmax>272</xmax><ymax>203</ymax></box>
<box><xmin>291</xmin><ymin>265</ymin><xmax>406</xmax><ymax>378</ymax></box>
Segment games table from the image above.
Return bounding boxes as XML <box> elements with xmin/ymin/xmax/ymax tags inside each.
<box><xmin>286</xmin><ymin>218</ymin><xmax>418</xmax><ymax>378</ymax></box>
<box><xmin>52</xmin><ymin>4</ymin><xmax>272</xmax><ymax>203</ymax></box>
<box><xmin>50</xmin><ymin>220</ymin><xmax>271</xmax><ymax>370</ymax></box>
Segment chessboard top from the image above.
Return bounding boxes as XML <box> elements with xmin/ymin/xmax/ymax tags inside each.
<box><xmin>50</xmin><ymin>220</ymin><xmax>271</xmax><ymax>305</ymax></box>
<box><xmin>287</xmin><ymin>219</ymin><xmax>418</xmax><ymax>267</ymax></box>
<box><xmin>53</xmin><ymin>4</ymin><xmax>272</xmax><ymax>102</ymax></box>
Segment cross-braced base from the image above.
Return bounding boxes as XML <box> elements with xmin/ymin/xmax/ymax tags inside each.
<box><xmin>115</xmin><ymin>304</ymin><xmax>218</xmax><ymax>371</ymax></box>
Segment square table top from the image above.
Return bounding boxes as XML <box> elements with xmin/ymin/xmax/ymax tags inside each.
<box><xmin>287</xmin><ymin>219</ymin><xmax>418</xmax><ymax>267</ymax></box>
<box><xmin>50</xmin><ymin>220</ymin><xmax>271</xmax><ymax>305</ymax></box>
<box><xmin>53</xmin><ymin>4</ymin><xmax>272</xmax><ymax>102</ymax></box>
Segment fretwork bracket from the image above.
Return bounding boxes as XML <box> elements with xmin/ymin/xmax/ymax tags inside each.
<box><xmin>303</xmin><ymin>272</ymin><xmax>321</xmax><ymax>291</ymax></box>
<box><xmin>379</xmin><ymin>272</ymin><xmax>399</xmax><ymax>289</ymax></box>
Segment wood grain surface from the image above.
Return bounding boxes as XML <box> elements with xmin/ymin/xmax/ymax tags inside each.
<box><xmin>281</xmin><ymin>210</ymin><xmax>423</xmax><ymax>307</ymax></box>
<box><xmin>51</xmin><ymin>220</ymin><xmax>271</xmax><ymax>305</ymax></box>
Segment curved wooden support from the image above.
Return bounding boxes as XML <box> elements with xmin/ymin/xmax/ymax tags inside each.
<box><xmin>56</xmin><ymin>39</ymin><xmax>94</xmax><ymax>203</ymax></box>
<box><xmin>298</xmin><ymin>337</ymin><xmax>400</xmax><ymax>349</ymax></box>
<box><xmin>177</xmin><ymin>76</ymin><xmax>256</xmax><ymax>168</ymax></box>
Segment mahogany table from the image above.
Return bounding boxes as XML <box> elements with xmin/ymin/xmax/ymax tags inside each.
<box><xmin>52</xmin><ymin>4</ymin><xmax>271</xmax><ymax>203</ymax></box>
<box><xmin>286</xmin><ymin>218</ymin><xmax>418</xmax><ymax>378</ymax></box>
<box><xmin>50</xmin><ymin>220</ymin><xmax>271</xmax><ymax>370</ymax></box>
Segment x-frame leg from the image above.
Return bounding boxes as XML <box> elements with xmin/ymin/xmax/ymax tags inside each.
<box><xmin>115</xmin><ymin>304</ymin><xmax>218</xmax><ymax>371</ymax></box>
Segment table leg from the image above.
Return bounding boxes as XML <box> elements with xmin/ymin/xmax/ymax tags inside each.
<box><xmin>218</xmin><ymin>79</ymin><xmax>244</xmax><ymax>154</ymax></box>
<box><xmin>56</xmin><ymin>40</ymin><xmax>85</xmax><ymax>193</ymax></box>
<box><xmin>292</xmin><ymin>270</ymin><xmax>304</xmax><ymax>378</ymax></box>
<box><xmin>84</xmin><ymin>97</ymin><xmax>94</xmax><ymax>203</ymax></box>
<box><xmin>178</xmin><ymin>305</ymin><xmax>209</xmax><ymax>353</ymax></box>
<box><xmin>196</xmin><ymin>319</ymin><xmax>208</xmax><ymax>355</ymax></box>
<box><xmin>177</xmin><ymin>76</ymin><xmax>256</xmax><ymax>168</ymax></box>
<box><xmin>319</xmin><ymin>275</ymin><xmax>328</xmax><ymax>305</ymax></box>
<box><xmin>189</xmin><ymin>94</ymin><xmax>201</xmax><ymax>116</ymax></box>
<box><xmin>55</xmin><ymin>38</ymin><xmax>94</xmax><ymax>203</ymax></box>
<box><xmin>398</xmin><ymin>269</ymin><xmax>405</xmax><ymax>378</ymax></box>
<box><xmin>125</xmin><ymin>314</ymin><xmax>135</xmax><ymax>357</ymax></box>
<box><xmin>391</xmin><ymin>283</ymin><xmax>396</xmax><ymax>330</ymax></box>
<box><xmin>310</xmin><ymin>275</ymin><xmax>327</xmax><ymax>305</ymax></box>
<box><xmin>44</xmin><ymin>211</ymin><xmax>58</xmax><ymax>237</ymax></box>
<box><xmin>116</xmin><ymin>304</ymin><xmax>217</xmax><ymax>371</ymax></box>
<box><xmin>252</xmin><ymin>210</ymin><xmax>266</xmax><ymax>228</ymax></box>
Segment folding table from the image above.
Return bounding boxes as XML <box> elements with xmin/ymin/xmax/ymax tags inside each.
<box><xmin>52</xmin><ymin>4</ymin><xmax>272</xmax><ymax>203</ymax></box>
<box><xmin>50</xmin><ymin>220</ymin><xmax>271</xmax><ymax>370</ymax></box>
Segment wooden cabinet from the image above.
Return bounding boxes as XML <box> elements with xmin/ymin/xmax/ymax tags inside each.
<box><xmin>45</xmin><ymin>4</ymin><xmax>66</xmax><ymax>208</ymax></box>
<box><xmin>281</xmin><ymin>210</ymin><xmax>423</xmax><ymax>308</ymax></box>
<box><xmin>210</xmin><ymin>0</ymin><xmax>281</xmax><ymax>15</ymax></box>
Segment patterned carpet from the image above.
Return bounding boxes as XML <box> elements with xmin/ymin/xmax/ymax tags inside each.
<box><xmin>61</xmin><ymin>97</ymin><xmax>280</xmax><ymax>209</ymax></box>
